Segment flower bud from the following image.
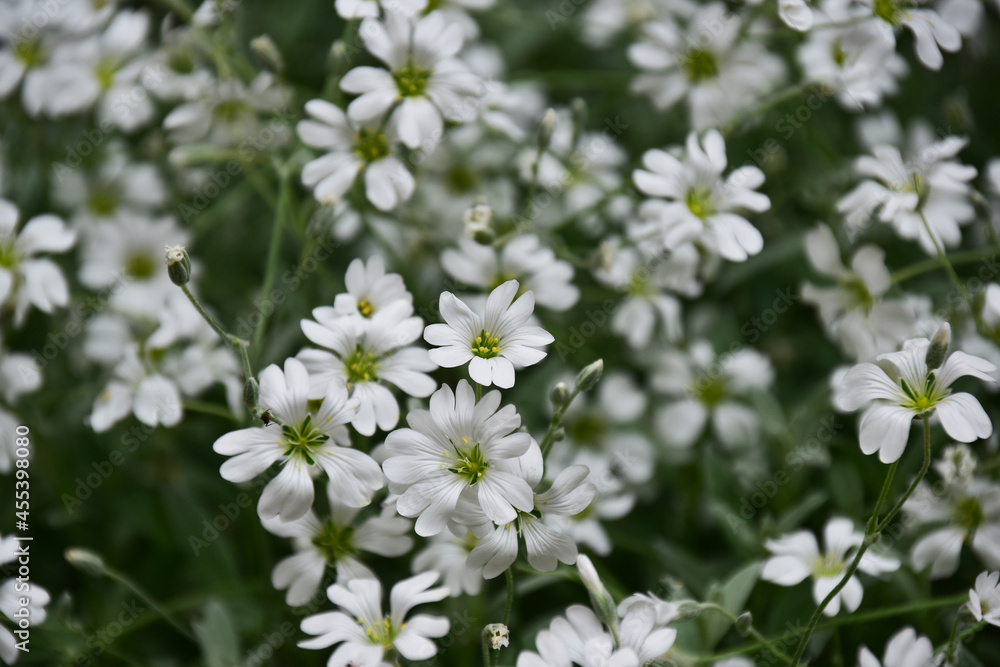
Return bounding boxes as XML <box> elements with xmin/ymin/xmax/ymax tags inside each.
<box><xmin>575</xmin><ymin>359</ymin><xmax>604</xmax><ymax>393</ymax></box>
<box><xmin>550</xmin><ymin>382</ymin><xmax>569</xmax><ymax>409</ymax></box>
<box><xmin>736</xmin><ymin>611</ymin><xmax>753</xmax><ymax>636</ymax></box>
<box><xmin>164</xmin><ymin>244</ymin><xmax>191</xmax><ymax>286</ymax></box>
<box><xmin>537</xmin><ymin>108</ymin><xmax>556</xmax><ymax>153</ymax></box>
<box><xmin>577</xmin><ymin>555</ymin><xmax>617</xmax><ymax>629</ymax></box>
<box><xmin>251</xmin><ymin>35</ymin><xmax>284</xmax><ymax>73</ymax></box>
<box><xmin>484</xmin><ymin>623</ymin><xmax>509</xmax><ymax>650</ymax></box>
<box><xmin>244</xmin><ymin>377</ymin><xmax>260</xmax><ymax>413</ymax></box>
<box><xmin>65</xmin><ymin>548</ymin><xmax>107</xmax><ymax>577</ymax></box>
<box><xmin>551</xmin><ymin>426</ymin><xmax>565</xmax><ymax>442</ymax></box>
<box><xmin>925</xmin><ymin>322</ymin><xmax>951</xmax><ymax>370</ymax></box>
<box><xmin>673</xmin><ymin>600</ymin><xmax>703</xmax><ymax>620</ymax></box>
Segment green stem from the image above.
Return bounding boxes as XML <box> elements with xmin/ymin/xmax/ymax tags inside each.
<box><xmin>104</xmin><ymin>566</ymin><xmax>196</xmax><ymax>643</ymax></box>
<box><xmin>539</xmin><ymin>387</ymin><xmax>579</xmax><ymax>459</ymax></box>
<box><xmin>482</xmin><ymin>627</ymin><xmax>493</xmax><ymax>667</ymax></box>
<box><xmin>875</xmin><ymin>417</ymin><xmax>931</xmax><ymax>534</ymax></box>
<box><xmin>503</xmin><ymin>568</ymin><xmax>515</xmax><ymax>626</ymax></box>
<box><xmin>722</xmin><ymin>83</ymin><xmax>810</xmax><ymax>136</ymax></box>
<box><xmin>181</xmin><ymin>399</ymin><xmax>240</xmax><ymax>422</ymax></box>
<box><xmin>890</xmin><ymin>244</ymin><xmax>1000</xmax><ymax>285</ymax></box>
<box><xmin>700</xmin><ymin>603</ymin><xmax>793</xmax><ymax>665</ymax></box>
<box><xmin>181</xmin><ymin>285</ymin><xmax>229</xmax><ymax>344</ymax></box>
<box><xmin>252</xmin><ymin>172</ymin><xmax>292</xmax><ymax>360</ymax></box>
<box><xmin>938</xmin><ymin>619</ymin><xmax>987</xmax><ymax>657</ymax></box>
<box><xmin>918</xmin><ymin>210</ymin><xmax>974</xmax><ymax>311</ymax></box>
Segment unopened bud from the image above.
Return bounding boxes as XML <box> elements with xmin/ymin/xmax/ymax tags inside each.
<box><xmin>575</xmin><ymin>359</ymin><xmax>604</xmax><ymax>393</ymax></box>
<box><xmin>925</xmin><ymin>322</ymin><xmax>951</xmax><ymax>370</ymax></box>
<box><xmin>484</xmin><ymin>623</ymin><xmax>509</xmax><ymax>650</ymax></box>
<box><xmin>328</xmin><ymin>41</ymin><xmax>349</xmax><ymax>73</ymax></box>
<box><xmin>165</xmin><ymin>245</ymin><xmax>191</xmax><ymax>286</ymax></box>
<box><xmin>551</xmin><ymin>426</ymin><xmax>565</xmax><ymax>442</ymax></box>
<box><xmin>537</xmin><ymin>108</ymin><xmax>556</xmax><ymax>153</ymax></box>
<box><xmin>736</xmin><ymin>611</ymin><xmax>753</xmax><ymax>636</ymax></box>
<box><xmin>251</xmin><ymin>35</ymin><xmax>284</xmax><ymax>73</ymax></box>
<box><xmin>65</xmin><ymin>548</ymin><xmax>107</xmax><ymax>577</ymax></box>
<box><xmin>244</xmin><ymin>377</ymin><xmax>260</xmax><ymax>413</ymax></box>
<box><xmin>674</xmin><ymin>601</ymin><xmax>702</xmax><ymax>620</ymax></box>
<box><xmin>550</xmin><ymin>382</ymin><xmax>569</xmax><ymax>409</ymax></box>
<box><xmin>577</xmin><ymin>555</ymin><xmax>617</xmax><ymax>629</ymax></box>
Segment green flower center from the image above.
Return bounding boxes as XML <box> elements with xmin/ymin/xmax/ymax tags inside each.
<box><xmin>168</xmin><ymin>51</ymin><xmax>196</xmax><ymax>74</ymax></box>
<box><xmin>13</xmin><ymin>39</ymin><xmax>46</xmax><ymax>69</ymax></box>
<box><xmin>362</xmin><ymin>617</ymin><xmax>402</xmax><ymax>647</ymax></box>
<box><xmin>89</xmin><ymin>186</ymin><xmax>120</xmax><ymax>217</ymax></box>
<box><xmin>899</xmin><ymin>372</ymin><xmax>946</xmax><ymax>415</ymax></box>
<box><xmin>471</xmin><ymin>330</ymin><xmax>501</xmax><ymax>359</ymax></box>
<box><xmin>567</xmin><ymin>415</ymin><xmax>608</xmax><ymax>447</ymax></box>
<box><xmin>353</xmin><ymin>128</ymin><xmax>389</xmax><ymax>163</ymax></box>
<box><xmin>311</xmin><ymin>520</ymin><xmax>356</xmax><ymax>563</ymax></box>
<box><xmin>682</xmin><ymin>48</ymin><xmax>719</xmax><ymax>83</ymax></box>
<box><xmin>812</xmin><ymin>553</ymin><xmax>844</xmax><ymax>578</ymax></box>
<box><xmin>448</xmin><ymin>439</ymin><xmax>490</xmax><ymax>486</ymax></box>
<box><xmin>873</xmin><ymin>0</ymin><xmax>909</xmax><ymax>24</ymax></box>
<box><xmin>685</xmin><ymin>188</ymin><xmax>715</xmax><ymax>219</ymax></box>
<box><xmin>446</xmin><ymin>165</ymin><xmax>477</xmax><ymax>193</ymax></box>
<box><xmin>394</xmin><ymin>62</ymin><xmax>432</xmax><ymax>98</ymax></box>
<box><xmin>345</xmin><ymin>346</ymin><xmax>379</xmax><ymax>387</ymax></box>
<box><xmin>0</xmin><ymin>240</ymin><xmax>22</xmax><ymax>271</ymax></box>
<box><xmin>832</xmin><ymin>40</ymin><xmax>847</xmax><ymax>67</ymax></box>
<box><xmin>953</xmin><ymin>496</ymin><xmax>984</xmax><ymax>540</ymax></box>
<box><xmin>125</xmin><ymin>253</ymin><xmax>156</xmax><ymax>280</ymax></box>
<box><xmin>690</xmin><ymin>375</ymin><xmax>727</xmax><ymax>407</ymax></box>
<box><xmin>214</xmin><ymin>98</ymin><xmax>249</xmax><ymax>122</ymax></box>
<box><xmin>280</xmin><ymin>415</ymin><xmax>330</xmax><ymax>465</ymax></box>
<box><xmin>94</xmin><ymin>58</ymin><xmax>119</xmax><ymax>90</ymax></box>
<box><xmin>840</xmin><ymin>276</ymin><xmax>875</xmax><ymax>312</ymax></box>
<box><xmin>357</xmin><ymin>299</ymin><xmax>374</xmax><ymax>318</ymax></box>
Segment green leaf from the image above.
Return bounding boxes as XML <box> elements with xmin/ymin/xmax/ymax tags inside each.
<box><xmin>193</xmin><ymin>599</ymin><xmax>241</xmax><ymax>667</ymax></box>
<box><xmin>700</xmin><ymin>562</ymin><xmax>763</xmax><ymax>650</ymax></box>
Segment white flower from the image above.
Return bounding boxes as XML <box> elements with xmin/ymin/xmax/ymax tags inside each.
<box><xmin>213</xmin><ymin>358</ymin><xmax>382</xmax><ymax>521</ymax></box>
<box><xmin>516</xmin><ymin>605</ymin><xmax>639</xmax><ymax>667</ymax></box>
<box><xmin>299</xmin><ymin>572</ymin><xmax>450</xmax><ymax>665</ymax></box>
<box><xmin>412</xmin><ymin>528</ymin><xmax>484</xmax><ymax>596</ymax></box>
<box><xmin>442</xmin><ymin>235</ymin><xmax>580</xmax><ymax>312</ymax></box>
<box><xmin>860</xmin><ymin>0</ymin><xmax>961</xmax><ymax>70</ymax></box>
<box><xmin>968</xmin><ymin>571</ymin><xmax>1000</xmax><ymax>627</ymax></box>
<box><xmin>780</xmin><ymin>0</ymin><xmax>814</xmax><ymax>30</ymax></box>
<box><xmin>628</xmin><ymin>3</ymin><xmax>785</xmax><ymax>130</ymax></box>
<box><xmin>838</xmin><ymin>331</ymin><xmax>996</xmax><ymax>463</ymax></box>
<box><xmin>652</xmin><ymin>341</ymin><xmax>774</xmax><ymax>450</ymax></box>
<box><xmin>633</xmin><ymin>130</ymin><xmax>769</xmax><ymax>263</ymax></box>
<box><xmin>383</xmin><ymin>380</ymin><xmax>537</xmax><ymax>536</ymax></box>
<box><xmin>299</xmin><ymin>299</ymin><xmax>436</xmax><ymax>436</ymax></box>
<box><xmin>801</xmin><ymin>223</ymin><xmax>916</xmax><ymax>361</ymax></box>
<box><xmin>31</xmin><ymin>10</ymin><xmax>154</xmax><ymax>130</ymax></box>
<box><xmin>797</xmin><ymin>6</ymin><xmax>907</xmax><ymax>110</ymax></box>
<box><xmin>328</xmin><ymin>255</ymin><xmax>414</xmax><ymax>327</ymax></box>
<box><xmin>837</xmin><ymin>137</ymin><xmax>976</xmax><ymax>255</ymax></box>
<box><xmin>90</xmin><ymin>344</ymin><xmax>184</xmax><ymax>432</ymax></box>
<box><xmin>0</xmin><ymin>348</ymin><xmax>41</xmax><ymax>404</ymax></box>
<box><xmin>164</xmin><ymin>72</ymin><xmax>289</xmax><ymax>147</ymax></box>
<box><xmin>340</xmin><ymin>11</ymin><xmax>482</xmax><ymax>150</ymax></box>
<box><xmin>856</xmin><ymin>627</ymin><xmax>937</xmax><ymax>667</ymax></box>
<box><xmin>593</xmin><ymin>239</ymin><xmax>702</xmax><ymax>349</ymax></box>
<box><xmin>336</xmin><ymin>0</ymin><xmax>427</xmax><ymax>19</ymax></box>
<box><xmin>262</xmin><ymin>497</ymin><xmax>412</xmax><ymax>606</ymax></box>
<box><xmin>424</xmin><ymin>280</ymin><xmax>553</xmax><ymax>389</ymax></box>
<box><xmin>0</xmin><ymin>198</ymin><xmax>76</xmax><ymax>326</ymax></box>
<box><xmin>904</xmin><ymin>474</ymin><xmax>1000</xmax><ymax>578</ymax></box>
<box><xmin>762</xmin><ymin>517</ymin><xmax>900</xmax><ymax>616</ymax></box>
<box><xmin>467</xmin><ymin>459</ymin><xmax>595</xmax><ymax>578</ymax></box>
<box><xmin>298</xmin><ymin>99</ymin><xmax>415</xmax><ymax>211</ymax></box>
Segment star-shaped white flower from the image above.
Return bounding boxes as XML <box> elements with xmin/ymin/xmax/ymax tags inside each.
<box><xmin>968</xmin><ymin>570</ymin><xmax>1000</xmax><ymax>627</ymax></box>
<box><xmin>424</xmin><ymin>280</ymin><xmax>553</xmax><ymax>388</ymax></box>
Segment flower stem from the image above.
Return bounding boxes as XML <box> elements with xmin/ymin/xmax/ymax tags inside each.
<box><xmin>890</xmin><ymin>244</ymin><xmax>1000</xmax><ymax>285</ymax></box>
<box><xmin>699</xmin><ymin>603</ymin><xmax>793</xmax><ymax>665</ymax></box>
<box><xmin>875</xmin><ymin>417</ymin><xmax>932</xmax><ymax>534</ymax></box>
<box><xmin>917</xmin><ymin>210</ymin><xmax>975</xmax><ymax>312</ymax></box>
<box><xmin>938</xmin><ymin>619</ymin><xmax>986</xmax><ymax>658</ymax></box>
<box><xmin>251</xmin><ymin>170</ymin><xmax>292</xmax><ymax>360</ymax></box>
<box><xmin>503</xmin><ymin>568</ymin><xmax>515</xmax><ymax>626</ymax></box>
<box><xmin>104</xmin><ymin>564</ymin><xmax>196</xmax><ymax>643</ymax></box>
<box><xmin>539</xmin><ymin>386</ymin><xmax>579</xmax><ymax>460</ymax></box>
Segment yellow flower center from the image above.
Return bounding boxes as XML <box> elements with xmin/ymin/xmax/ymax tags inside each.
<box><xmin>471</xmin><ymin>330</ymin><xmax>501</xmax><ymax>359</ymax></box>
